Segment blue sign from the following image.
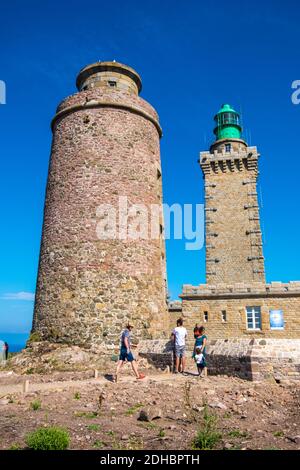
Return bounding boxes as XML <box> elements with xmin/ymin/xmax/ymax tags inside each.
<box><xmin>269</xmin><ymin>310</ymin><xmax>284</xmax><ymax>330</ymax></box>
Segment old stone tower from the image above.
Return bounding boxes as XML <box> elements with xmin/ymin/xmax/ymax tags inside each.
<box><xmin>201</xmin><ymin>104</ymin><xmax>265</xmax><ymax>284</ymax></box>
<box><xmin>32</xmin><ymin>61</ymin><xmax>168</xmax><ymax>350</ymax></box>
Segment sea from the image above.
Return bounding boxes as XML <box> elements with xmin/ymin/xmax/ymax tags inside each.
<box><xmin>0</xmin><ymin>332</ymin><xmax>30</xmax><ymax>353</ymax></box>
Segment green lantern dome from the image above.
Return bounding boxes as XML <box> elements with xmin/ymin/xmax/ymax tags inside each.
<box><xmin>213</xmin><ymin>104</ymin><xmax>242</xmax><ymax>140</ymax></box>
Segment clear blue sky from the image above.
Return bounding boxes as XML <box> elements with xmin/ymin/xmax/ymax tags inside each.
<box><xmin>0</xmin><ymin>0</ymin><xmax>299</xmax><ymax>336</ymax></box>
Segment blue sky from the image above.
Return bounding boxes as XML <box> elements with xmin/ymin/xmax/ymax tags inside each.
<box><xmin>0</xmin><ymin>0</ymin><xmax>299</xmax><ymax>336</ymax></box>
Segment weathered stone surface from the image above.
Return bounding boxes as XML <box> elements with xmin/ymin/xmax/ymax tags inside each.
<box><xmin>32</xmin><ymin>61</ymin><xmax>168</xmax><ymax>349</ymax></box>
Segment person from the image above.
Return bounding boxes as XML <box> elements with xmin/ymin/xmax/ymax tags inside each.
<box><xmin>194</xmin><ymin>347</ymin><xmax>205</xmax><ymax>377</ymax></box>
<box><xmin>114</xmin><ymin>323</ymin><xmax>145</xmax><ymax>382</ymax></box>
<box><xmin>193</xmin><ymin>324</ymin><xmax>201</xmax><ymax>338</ymax></box>
<box><xmin>4</xmin><ymin>342</ymin><xmax>9</xmax><ymax>360</ymax></box>
<box><xmin>193</xmin><ymin>326</ymin><xmax>207</xmax><ymax>377</ymax></box>
<box><xmin>171</xmin><ymin>318</ymin><xmax>187</xmax><ymax>374</ymax></box>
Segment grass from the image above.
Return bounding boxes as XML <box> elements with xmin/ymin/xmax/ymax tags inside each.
<box><xmin>87</xmin><ymin>424</ymin><xmax>101</xmax><ymax>432</ymax></box>
<box><xmin>158</xmin><ymin>429</ymin><xmax>165</xmax><ymax>438</ymax></box>
<box><xmin>192</xmin><ymin>406</ymin><xmax>222</xmax><ymax>450</ymax></box>
<box><xmin>93</xmin><ymin>440</ymin><xmax>104</xmax><ymax>449</ymax></box>
<box><xmin>74</xmin><ymin>392</ymin><xmax>81</xmax><ymax>400</ymax></box>
<box><xmin>26</xmin><ymin>427</ymin><xmax>70</xmax><ymax>450</ymax></box>
<box><xmin>30</xmin><ymin>400</ymin><xmax>41</xmax><ymax>411</ymax></box>
<box><xmin>273</xmin><ymin>431</ymin><xmax>284</xmax><ymax>437</ymax></box>
<box><xmin>228</xmin><ymin>429</ymin><xmax>249</xmax><ymax>439</ymax></box>
<box><xmin>8</xmin><ymin>444</ymin><xmax>21</xmax><ymax>450</ymax></box>
<box><xmin>125</xmin><ymin>403</ymin><xmax>144</xmax><ymax>416</ymax></box>
<box><xmin>74</xmin><ymin>411</ymin><xmax>98</xmax><ymax>419</ymax></box>
<box><xmin>137</xmin><ymin>421</ymin><xmax>157</xmax><ymax>430</ymax></box>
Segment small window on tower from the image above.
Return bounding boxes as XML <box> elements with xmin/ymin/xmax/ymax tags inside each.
<box><xmin>221</xmin><ymin>310</ymin><xmax>227</xmax><ymax>322</ymax></box>
<box><xmin>108</xmin><ymin>80</ymin><xmax>117</xmax><ymax>87</ymax></box>
<box><xmin>225</xmin><ymin>143</ymin><xmax>231</xmax><ymax>153</ymax></box>
<box><xmin>203</xmin><ymin>311</ymin><xmax>208</xmax><ymax>322</ymax></box>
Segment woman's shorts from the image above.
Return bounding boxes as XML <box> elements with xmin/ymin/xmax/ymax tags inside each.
<box><xmin>119</xmin><ymin>348</ymin><xmax>135</xmax><ymax>362</ymax></box>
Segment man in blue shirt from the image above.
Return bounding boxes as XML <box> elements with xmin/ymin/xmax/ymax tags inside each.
<box><xmin>114</xmin><ymin>323</ymin><xmax>145</xmax><ymax>382</ymax></box>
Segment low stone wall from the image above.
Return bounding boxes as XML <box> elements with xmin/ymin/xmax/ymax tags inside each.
<box><xmin>207</xmin><ymin>338</ymin><xmax>300</xmax><ymax>381</ymax></box>
<box><xmin>138</xmin><ymin>339</ymin><xmax>174</xmax><ymax>371</ymax></box>
<box><xmin>137</xmin><ymin>338</ymin><xmax>300</xmax><ymax>381</ymax></box>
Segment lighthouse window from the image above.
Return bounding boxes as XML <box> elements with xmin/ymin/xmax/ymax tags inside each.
<box><xmin>225</xmin><ymin>143</ymin><xmax>231</xmax><ymax>153</ymax></box>
<box><xmin>203</xmin><ymin>311</ymin><xmax>208</xmax><ymax>322</ymax></box>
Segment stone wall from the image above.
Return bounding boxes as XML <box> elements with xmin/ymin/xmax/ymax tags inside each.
<box><xmin>138</xmin><ymin>339</ymin><xmax>174</xmax><ymax>370</ymax></box>
<box><xmin>206</xmin><ymin>338</ymin><xmax>300</xmax><ymax>381</ymax></box>
<box><xmin>137</xmin><ymin>337</ymin><xmax>300</xmax><ymax>381</ymax></box>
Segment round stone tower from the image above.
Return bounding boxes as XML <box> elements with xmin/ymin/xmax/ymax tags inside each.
<box><xmin>32</xmin><ymin>61</ymin><xmax>168</xmax><ymax>350</ymax></box>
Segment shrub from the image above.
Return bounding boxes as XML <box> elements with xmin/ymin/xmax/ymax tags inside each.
<box><xmin>74</xmin><ymin>392</ymin><xmax>81</xmax><ymax>400</ymax></box>
<box><xmin>192</xmin><ymin>406</ymin><xmax>222</xmax><ymax>450</ymax></box>
<box><xmin>26</xmin><ymin>427</ymin><xmax>70</xmax><ymax>450</ymax></box>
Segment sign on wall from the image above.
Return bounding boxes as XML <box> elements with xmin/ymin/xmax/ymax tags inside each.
<box><xmin>269</xmin><ymin>310</ymin><xmax>284</xmax><ymax>330</ymax></box>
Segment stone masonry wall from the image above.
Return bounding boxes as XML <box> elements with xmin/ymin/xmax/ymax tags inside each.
<box><xmin>180</xmin><ymin>283</ymin><xmax>300</xmax><ymax>349</ymax></box>
<box><xmin>201</xmin><ymin>144</ymin><xmax>265</xmax><ymax>284</ymax></box>
<box><xmin>206</xmin><ymin>338</ymin><xmax>300</xmax><ymax>381</ymax></box>
<box><xmin>137</xmin><ymin>337</ymin><xmax>300</xmax><ymax>381</ymax></box>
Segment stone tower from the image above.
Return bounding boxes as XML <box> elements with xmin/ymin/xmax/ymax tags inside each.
<box><xmin>200</xmin><ymin>104</ymin><xmax>265</xmax><ymax>284</ymax></box>
<box><xmin>32</xmin><ymin>61</ymin><xmax>168</xmax><ymax>350</ymax></box>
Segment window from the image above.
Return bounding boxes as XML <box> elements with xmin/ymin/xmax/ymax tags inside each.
<box><xmin>108</xmin><ymin>80</ymin><xmax>117</xmax><ymax>87</ymax></box>
<box><xmin>203</xmin><ymin>311</ymin><xmax>208</xmax><ymax>322</ymax></box>
<box><xmin>225</xmin><ymin>143</ymin><xmax>231</xmax><ymax>153</ymax></box>
<box><xmin>221</xmin><ymin>310</ymin><xmax>227</xmax><ymax>322</ymax></box>
<box><xmin>246</xmin><ymin>306</ymin><xmax>261</xmax><ymax>330</ymax></box>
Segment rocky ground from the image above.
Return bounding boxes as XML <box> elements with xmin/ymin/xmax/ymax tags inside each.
<box><xmin>0</xmin><ymin>363</ymin><xmax>299</xmax><ymax>450</ymax></box>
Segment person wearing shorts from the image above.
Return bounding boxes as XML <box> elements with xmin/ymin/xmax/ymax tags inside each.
<box><xmin>171</xmin><ymin>318</ymin><xmax>187</xmax><ymax>374</ymax></box>
<box><xmin>114</xmin><ymin>323</ymin><xmax>145</xmax><ymax>382</ymax></box>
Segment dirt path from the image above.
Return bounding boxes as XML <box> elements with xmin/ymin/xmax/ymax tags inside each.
<box><xmin>0</xmin><ymin>372</ymin><xmax>183</xmax><ymax>396</ymax></box>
